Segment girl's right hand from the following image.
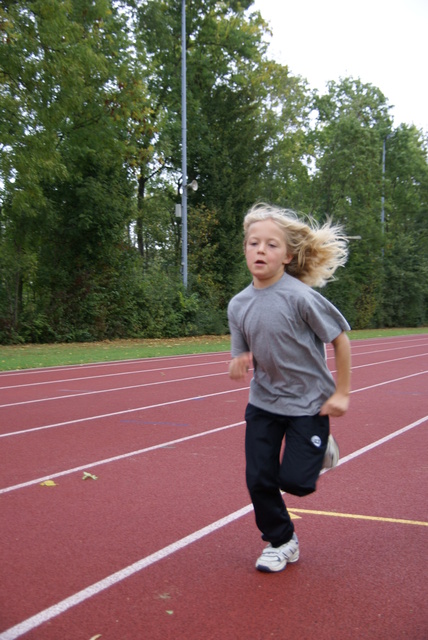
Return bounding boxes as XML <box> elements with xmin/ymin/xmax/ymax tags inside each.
<box><xmin>228</xmin><ymin>352</ymin><xmax>253</xmax><ymax>380</ymax></box>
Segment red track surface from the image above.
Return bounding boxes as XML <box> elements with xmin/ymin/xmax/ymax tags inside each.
<box><xmin>0</xmin><ymin>335</ymin><xmax>427</xmax><ymax>640</ymax></box>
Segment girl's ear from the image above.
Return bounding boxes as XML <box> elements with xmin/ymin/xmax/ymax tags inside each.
<box><xmin>283</xmin><ymin>253</ymin><xmax>293</xmax><ymax>266</ymax></box>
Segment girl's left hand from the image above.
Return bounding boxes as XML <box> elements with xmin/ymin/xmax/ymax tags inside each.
<box><xmin>320</xmin><ymin>392</ymin><xmax>349</xmax><ymax>417</ymax></box>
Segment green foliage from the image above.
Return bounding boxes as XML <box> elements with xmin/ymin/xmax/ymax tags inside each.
<box><xmin>134</xmin><ymin>263</ymin><xmax>199</xmax><ymax>338</ymax></box>
<box><xmin>379</xmin><ymin>125</ymin><xmax>428</xmax><ymax>327</ymax></box>
<box><xmin>0</xmin><ymin>0</ymin><xmax>150</xmax><ymax>342</ymax></box>
<box><xmin>382</xmin><ymin>235</ymin><xmax>427</xmax><ymax>327</ymax></box>
<box><xmin>309</xmin><ymin>79</ymin><xmax>392</xmax><ymax>327</ymax></box>
<box><xmin>1</xmin><ymin>3</ymin><xmax>427</xmax><ymax>344</ymax></box>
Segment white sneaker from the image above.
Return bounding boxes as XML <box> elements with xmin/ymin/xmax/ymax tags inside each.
<box><xmin>255</xmin><ymin>533</ymin><xmax>299</xmax><ymax>573</ymax></box>
<box><xmin>322</xmin><ymin>434</ymin><xmax>339</xmax><ymax>469</ymax></box>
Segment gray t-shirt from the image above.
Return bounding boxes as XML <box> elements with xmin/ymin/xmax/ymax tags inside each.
<box><xmin>227</xmin><ymin>273</ymin><xmax>350</xmax><ymax>416</ymax></box>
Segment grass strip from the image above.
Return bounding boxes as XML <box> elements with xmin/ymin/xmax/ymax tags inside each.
<box><xmin>0</xmin><ymin>328</ymin><xmax>427</xmax><ymax>371</ymax></box>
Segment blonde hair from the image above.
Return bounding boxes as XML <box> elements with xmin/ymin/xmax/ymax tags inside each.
<box><xmin>243</xmin><ymin>203</ymin><xmax>348</xmax><ymax>288</ymax></box>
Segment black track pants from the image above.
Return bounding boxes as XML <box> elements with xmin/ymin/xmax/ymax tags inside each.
<box><xmin>245</xmin><ymin>403</ymin><xmax>329</xmax><ymax>546</ymax></box>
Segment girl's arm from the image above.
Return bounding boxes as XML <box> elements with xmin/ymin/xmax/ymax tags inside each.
<box><xmin>320</xmin><ymin>331</ymin><xmax>351</xmax><ymax>417</ymax></box>
<box><xmin>228</xmin><ymin>309</ymin><xmax>253</xmax><ymax>381</ymax></box>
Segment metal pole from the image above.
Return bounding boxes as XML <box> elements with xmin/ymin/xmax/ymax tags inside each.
<box><xmin>181</xmin><ymin>0</ymin><xmax>188</xmax><ymax>288</ymax></box>
<box><xmin>381</xmin><ymin>137</ymin><xmax>386</xmax><ymax>235</ymax></box>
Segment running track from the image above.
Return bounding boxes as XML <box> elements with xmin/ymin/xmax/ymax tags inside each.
<box><xmin>0</xmin><ymin>335</ymin><xmax>427</xmax><ymax>640</ymax></box>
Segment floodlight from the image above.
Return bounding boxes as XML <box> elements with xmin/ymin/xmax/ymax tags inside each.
<box><xmin>186</xmin><ymin>180</ymin><xmax>198</xmax><ymax>192</ymax></box>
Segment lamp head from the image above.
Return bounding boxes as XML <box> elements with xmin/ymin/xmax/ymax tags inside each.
<box><xmin>187</xmin><ymin>180</ymin><xmax>198</xmax><ymax>192</ymax></box>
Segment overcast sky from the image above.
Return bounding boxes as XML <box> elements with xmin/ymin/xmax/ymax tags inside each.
<box><xmin>252</xmin><ymin>0</ymin><xmax>428</xmax><ymax>133</ymax></box>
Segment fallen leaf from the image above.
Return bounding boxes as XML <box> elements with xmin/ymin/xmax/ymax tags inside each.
<box><xmin>82</xmin><ymin>472</ymin><xmax>98</xmax><ymax>480</ymax></box>
<box><xmin>40</xmin><ymin>480</ymin><xmax>57</xmax><ymax>487</ymax></box>
<box><xmin>166</xmin><ymin>610</ymin><xmax>174</xmax><ymax>615</ymax></box>
<box><xmin>88</xmin><ymin>635</ymin><xmax>102</xmax><ymax>640</ymax></box>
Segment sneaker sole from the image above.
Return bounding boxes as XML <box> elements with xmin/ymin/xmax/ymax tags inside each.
<box><xmin>255</xmin><ymin>550</ymin><xmax>299</xmax><ymax>573</ymax></box>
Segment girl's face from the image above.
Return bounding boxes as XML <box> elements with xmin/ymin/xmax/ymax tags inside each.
<box><xmin>245</xmin><ymin>219</ymin><xmax>292</xmax><ymax>288</ymax></box>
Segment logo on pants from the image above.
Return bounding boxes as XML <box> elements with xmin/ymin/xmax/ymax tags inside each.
<box><xmin>311</xmin><ymin>435</ymin><xmax>322</xmax><ymax>448</ymax></box>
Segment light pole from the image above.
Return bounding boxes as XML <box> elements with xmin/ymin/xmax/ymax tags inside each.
<box><xmin>181</xmin><ymin>0</ymin><xmax>188</xmax><ymax>287</ymax></box>
<box><xmin>180</xmin><ymin>2</ymin><xmax>198</xmax><ymax>286</ymax></box>
<box><xmin>381</xmin><ymin>134</ymin><xmax>391</xmax><ymax>240</ymax></box>
<box><xmin>380</xmin><ymin>134</ymin><xmax>392</xmax><ymax>258</ymax></box>
<box><xmin>381</xmin><ymin>137</ymin><xmax>386</xmax><ymax>237</ymax></box>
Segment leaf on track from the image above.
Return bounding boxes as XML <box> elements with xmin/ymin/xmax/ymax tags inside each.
<box><xmin>82</xmin><ymin>472</ymin><xmax>98</xmax><ymax>480</ymax></box>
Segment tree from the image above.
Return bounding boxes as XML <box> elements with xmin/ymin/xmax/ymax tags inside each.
<box><xmin>309</xmin><ymin>78</ymin><xmax>393</xmax><ymax>328</ymax></box>
<box><xmin>254</xmin><ymin>61</ymin><xmax>313</xmax><ymax>210</ymax></box>
<box><xmin>381</xmin><ymin>125</ymin><xmax>428</xmax><ymax>326</ymax></box>
<box><xmin>133</xmin><ymin>0</ymin><xmax>313</xmax><ymax>304</ymax></box>
<box><xmin>2</xmin><ymin>4</ymin><xmax>424</xmax><ymax>343</ymax></box>
<box><xmin>0</xmin><ymin>0</ymin><xmax>152</xmax><ymax>341</ymax></box>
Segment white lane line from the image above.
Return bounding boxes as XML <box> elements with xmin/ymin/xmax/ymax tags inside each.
<box><xmin>0</xmin><ymin>351</ymin><xmax>231</xmax><ymax>378</ymax></box>
<box><xmin>1</xmin><ymin>368</ymin><xmax>427</xmax><ymax>493</ymax></box>
<box><xmin>0</xmin><ymin>359</ymin><xmax>230</xmax><ymax>391</ymax></box>
<box><xmin>333</xmin><ymin>415</ymin><xmax>428</xmax><ymax>465</ymax></box>
<box><xmin>2</xmin><ymin>368</ymin><xmax>427</xmax><ymax>441</ymax></box>
<box><xmin>350</xmin><ymin>345</ymin><xmax>428</xmax><ymax>362</ymax></box>
<box><xmin>350</xmin><ymin>370</ymin><xmax>428</xmax><ymax>394</ymax></box>
<box><xmin>2</xmin><ymin>336</ymin><xmax>427</xmax><ymax>390</ymax></box>
<box><xmin>0</xmin><ymin>414</ymin><xmax>426</xmax><ymax>640</ymax></box>
<box><xmin>0</xmin><ymin>386</ymin><xmax>248</xmax><ymax>440</ymax></box>
<box><xmin>0</xmin><ymin>370</ymin><xmax>230</xmax><ymax>408</ymax></box>
<box><xmin>0</xmin><ymin>421</ymin><xmax>245</xmax><ymax>495</ymax></box>
<box><xmin>346</xmin><ymin>345</ymin><xmax>428</xmax><ymax>358</ymax></box>
<box><xmin>0</xmin><ymin>504</ymin><xmax>254</xmax><ymax>640</ymax></box>
<box><xmin>345</xmin><ymin>337</ymin><xmax>428</xmax><ymax>350</ymax></box>
<box><xmin>2</xmin><ymin>352</ymin><xmax>428</xmax><ymax>410</ymax></box>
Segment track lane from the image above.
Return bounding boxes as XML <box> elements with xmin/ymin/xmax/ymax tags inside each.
<box><xmin>2</xmin><ymin>336</ymin><xmax>427</xmax><ymax>400</ymax></box>
<box><xmin>1</xmin><ymin>418</ymin><xmax>426</xmax><ymax>640</ymax></box>
<box><xmin>1</xmin><ymin>366</ymin><xmax>427</xmax><ymax>490</ymax></box>
<box><xmin>1</xmin><ymin>344</ymin><xmax>427</xmax><ymax>435</ymax></box>
<box><xmin>0</xmin><ymin>353</ymin><xmax>231</xmax><ymax>385</ymax></box>
<box><xmin>1</xmin><ymin>335</ymin><xmax>427</xmax><ymax>639</ymax></box>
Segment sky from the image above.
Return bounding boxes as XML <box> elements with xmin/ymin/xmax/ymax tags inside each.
<box><xmin>252</xmin><ymin>0</ymin><xmax>428</xmax><ymax>133</ymax></box>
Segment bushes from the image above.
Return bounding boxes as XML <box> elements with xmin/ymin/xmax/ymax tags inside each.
<box><xmin>0</xmin><ymin>250</ymin><xmax>228</xmax><ymax>344</ymax></box>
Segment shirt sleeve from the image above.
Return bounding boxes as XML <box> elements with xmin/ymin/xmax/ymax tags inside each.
<box><xmin>227</xmin><ymin>299</ymin><xmax>250</xmax><ymax>357</ymax></box>
<box><xmin>300</xmin><ymin>291</ymin><xmax>351</xmax><ymax>344</ymax></box>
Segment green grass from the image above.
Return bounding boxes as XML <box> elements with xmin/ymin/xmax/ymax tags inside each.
<box><xmin>0</xmin><ymin>335</ymin><xmax>232</xmax><ymax>371</ymax></box>
<box><xmin>0</xmin><ymin>328</ymin><xmax>427</xmax><ymax>371</ymax></box>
